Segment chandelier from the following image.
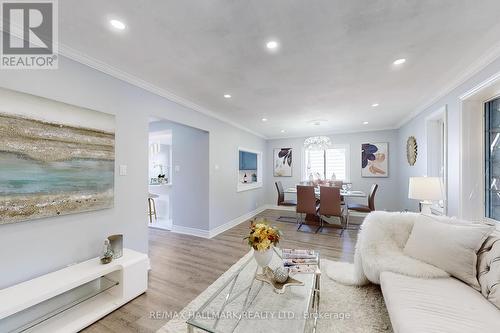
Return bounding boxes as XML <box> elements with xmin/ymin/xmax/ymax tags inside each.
<box><xmin>304</xmin><ymin>136</ymin><xmax>332</xmax><ymax>151</ymax></box>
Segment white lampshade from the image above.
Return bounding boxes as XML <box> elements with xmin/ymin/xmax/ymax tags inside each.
<box><xmin>408</xmin><ymin>177</ymin><xmax>443</xmax><ymax>201</ymax></box>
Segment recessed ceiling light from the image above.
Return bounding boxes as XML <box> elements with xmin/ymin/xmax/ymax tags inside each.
<box><xmin>363</xmin><ymin>121</ymin><xmax>369</xmax><ymax>125</ymax></box>
<box><xmin>110</xmin><ymin>19</ymin><xmax>126</xmax><ymax>30</ymax></box>
<box><xmin>371</xmin><ymin>103</ymin><xmax>379</xmax><ymax>107</ymax></box>
<box><xmin>280</xmin><ymin>129</ymin><xmax>286</xmax><ymax>133</ymax></box>
<box><xmin>393</xmin><ymin>58</ymin><xmax>406</xmax><ymax>65</ymax></box>
<box><xmin>223</xmin><ymin>94</ymin><xmax>231</xmax><ymax>99</ymax></box>
<box><xmin>261</xmin><ymin>118</ymin><xmax>268</xmax><ymax>122</ymax></box>
<box><xmin>266</xmin><ymin>40</ymin><xmax>279</xmax><ymax>50</ymax></box>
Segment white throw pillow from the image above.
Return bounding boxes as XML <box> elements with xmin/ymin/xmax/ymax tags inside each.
<box><xmin>404</xmin><ymin>214</ymin><xmax>495</xmax><ymax>290</ymax></box>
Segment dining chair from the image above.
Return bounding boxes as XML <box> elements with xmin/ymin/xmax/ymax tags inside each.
<box><xmin>346</xmin><ymin>183</ymin><xmax>378</xmax><ymax>229</ymax></box>
<box><xmin>296</xmin><ymin>185</ymin><xmax>319</xmax><ymax>231</ymax></box>
<box><xmin>318</xmin><ymin>186</ymin><xmax>344</xmax><ymax>233</ymax></box>
<box><xmin>275</xmin><ymin>181</ymin><xmax>297</xmax><ymax>222</ymax></box>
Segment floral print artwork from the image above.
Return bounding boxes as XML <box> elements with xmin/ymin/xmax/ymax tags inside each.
<box><xmin>361</xmin><ymin>143</ymin><xmax>388</xmax><ymax>177</ymax></box>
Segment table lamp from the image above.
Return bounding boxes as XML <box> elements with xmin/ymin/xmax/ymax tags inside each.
<box><xmin>408</xmin><ymin>177</ymin><xmax>443</xmax><ymax>214</ymax></box>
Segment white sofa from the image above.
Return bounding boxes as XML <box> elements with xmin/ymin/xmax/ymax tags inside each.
<box><xmin>380</xmin><ymin>235</ymin><xmax>500</xmax><ymax>333</ymax></box>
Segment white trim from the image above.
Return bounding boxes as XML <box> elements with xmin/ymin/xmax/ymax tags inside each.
<box><xmin>264</xmin><ymin>204</ymin><xmax>296</xmax><ymax>211</ymax></box>
<box><xmin>237</xmin><ymin>182</ymin><xmax>263</xmax><ymax>192</ymax></box>
<box><xmin>268</xmin><ymin>126</ymin><xmax>397</xmax><ymax>140</ymax></box>
<box><xmin>0</xmin><ymin>25</ymin><xmax>266</xmax><ymax>137</ymax></box>
<box><xmin>459</xmin><ymin>71</ymin><xmax>500</xmax><ymax>101</ymax></box>
<box><xmin>170</xmin><ymin>205</ymin><xmax>268</xmax><ymax>239</ymax></box>
<box><xmin>208</xmin><ymin>206</ymin><xmax>268</xmax><ymax>238</ymax></box>
<box><xmin>424</xmin><ymin>105</ymin><xmax>448</xmax><ymax>215</ymax></box>
<box><xmin>459</xmin><ymin>72</ymin><xmax>500</xmax><ymax>220</ymax></box>
<box><xmin>397</xmin><ymin>42</ymin><xmax>500</xmax><ymax>128</ymax></box>
<box><xmin>237</xmin><ymin>147</ymin><xmax>263</xmax><ymax>192</ymax></box>
<box><xmin>170</xmin><ymin>224</ymin><xmax>211</xmax><ymax>238</ymax></box>
<box><xmin>57</xmin><ymin>44</ymin><xmax>266</xmax><ymax>139</ymax></box>
<box><xmin>4</xmin><ymin>21</ymin><xmax>500</xmax><ymax>136</ymax></box>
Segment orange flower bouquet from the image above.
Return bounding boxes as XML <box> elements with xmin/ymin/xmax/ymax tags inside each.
<box><xmin>245</xmin><ymin>219</ymin><xmax>282</xmax><ymax>267</ymax></box>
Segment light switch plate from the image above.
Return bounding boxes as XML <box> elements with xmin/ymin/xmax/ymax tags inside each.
<box><xmin>119</xmin><ymin>165</ymin><xmax>127</xmax><ymax>176</ymax></box>
<box><xmin>175</xmin><ymin>165</ymin><xmax>180</xmax><ymax>172</ymax></box>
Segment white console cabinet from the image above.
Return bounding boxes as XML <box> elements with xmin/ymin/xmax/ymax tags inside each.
<box><xmin>0</xmin><ymin>248</ymin><xmax>149</xmax><ymax>333</ymax></box>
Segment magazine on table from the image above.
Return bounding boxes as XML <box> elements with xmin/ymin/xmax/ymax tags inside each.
<box><xmin>282</xmin><ymin>248</ymin><xmax>319</xmax><ymax>259</ymax></box>
<box><xmin>288</xmin><ymin>264</ymin><xmax>321</xmax><ymax>275</ymax></box>
<box><xmin>282</xmin><ymin>248</ymin><xmax>321</xmax><ymax>275</ymax></box>
<box><xmin>283</xmin><ymin>258</ymin><xmax>319</xmax><ymax>266</ymax></box>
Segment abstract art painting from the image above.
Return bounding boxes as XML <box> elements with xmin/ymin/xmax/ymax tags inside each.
<box><xmin>361</xmin><ymin>142</ymin><xmax>388</xmax><ymax>177</ymax></box>
<box><xmin>273</xmin><ymin>148</ymin><xmax>292</xmax><ymax>177</ymax></box>
<box><xmin>0</xmin><ymin>91</ymin><xmax>115</xmax><ymax>224</ymax></box>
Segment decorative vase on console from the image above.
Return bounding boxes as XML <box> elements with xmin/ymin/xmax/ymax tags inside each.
<box><xmin>244</xmin><ymin>218</ymin><xmax>282</xmax><ymax>269</ymax></box>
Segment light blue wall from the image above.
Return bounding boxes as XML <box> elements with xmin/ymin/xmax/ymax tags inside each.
<box><xmin>398</xmin><ymin>57</ymin><xmax>500</xmax><ymax>216</ymax></box>
<box><xmin>0</xmin><ymin>56</ymin><xmax>266</xmax><ymax>288</ymax></box>
<box><xmin>265</xmin><ymin>130</ymin><xmax>400</xmax><ymax>211</ymax></box>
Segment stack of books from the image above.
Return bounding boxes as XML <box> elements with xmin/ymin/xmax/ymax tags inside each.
<box><xmin>282</xmin><ymin>249</ymin><xmax>321</xmax><ymax>274</ymax></box>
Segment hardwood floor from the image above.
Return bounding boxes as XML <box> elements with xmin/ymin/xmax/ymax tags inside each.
<box><xmin>83</xmin><ymin>209</ymin><xmax>359</xmax><ymax>333</ymax></box>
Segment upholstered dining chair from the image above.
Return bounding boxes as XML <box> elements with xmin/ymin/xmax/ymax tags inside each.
<box><xmin>346</xmin><ymin>183</ymin><xmax>378</xmax><ymax>229</ymax></box>
<box><xmin>275</xmin><ymin>181</ymin><xmax>297</xmax><ymax>222</ymax></box>
<box><xmin>318</xmin><ymin>186</ymin><xmax>344</xmax><ymax>233</ymax></box>
<box><xmin>296</xmin><ymin>185</ymin><xmax>319</xmax><ymax>231</ymax></box>
<box><xmin>275</xmin><ymin>181</ymin><xmax>297</xmax><ymax>207</ymax></box>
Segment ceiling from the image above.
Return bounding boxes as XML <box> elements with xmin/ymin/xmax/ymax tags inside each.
<box><xmin>59</xmin><ymin>0</ymin><xmax>500</xmax><ymax>138</ymax></box>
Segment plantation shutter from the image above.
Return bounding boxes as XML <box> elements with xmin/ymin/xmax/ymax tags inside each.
<box><xmin>326</xmin><ymin>147</ymin><xmax>347</xmax><ymax>181</ymax></box>
<box><xmin>306</xmin><ymin>150</ymin><xmax>325</xmax><ymax>178</ymax></box>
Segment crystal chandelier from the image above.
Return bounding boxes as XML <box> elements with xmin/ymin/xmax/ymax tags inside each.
<box><xmin>304</xmin><ymin>136</ymin><xmax>332</xmax><ymax>151</ymax></box>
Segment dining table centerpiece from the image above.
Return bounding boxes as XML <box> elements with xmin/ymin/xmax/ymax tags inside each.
<box><xmin>245</xmin><ymin>219</ymin><xmax>282</xmax><ymax>268</ymax></box>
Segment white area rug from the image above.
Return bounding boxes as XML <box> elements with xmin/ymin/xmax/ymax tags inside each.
<box><xmin>157</xmin><ymin>251</ymin><xmax>392</xmax><ymax>333</ymax></box>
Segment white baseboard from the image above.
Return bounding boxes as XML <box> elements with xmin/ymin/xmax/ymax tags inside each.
<box><xmin>263</xmin><ymin>204</ymin><xmax>296</xmax><ymax>211</ymax></box>
<box><xmin>170</xmin><ymin>205</ymin><xmax>268</xmax><ymax>239</ymax></box>
<box><xmin>169</xmin><ymin>204</ymin><xmax>368</xmax><ymax>239</ymax></box>
<box><xmin>170</xmin><ymin>225</ymin><xmax>211</xmax><ymax>238</ymax></box>
<box><xmin>208</xmin><ymin>206</ymin><xmax>267</xmax><ymax>238</ymax></box>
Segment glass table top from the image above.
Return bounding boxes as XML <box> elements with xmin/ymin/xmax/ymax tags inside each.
<box><xmin>187</xmin><ymin>248</ymin><xmax>318</xmax><ymax>333</ymax></box>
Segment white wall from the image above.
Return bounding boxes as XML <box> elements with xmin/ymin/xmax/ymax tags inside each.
<box><xmin>0</xmin><ymin>56</ymin><xmax>266</xmax><ymax>288</ymax></box>
<box><xmin>398</xmin><ymin>57</ymin><xmax>500</xmax><ymax>217</ymax></box>
<box><xmin>265</xmin><ymin>130</ymin><xmax>400</xmax><ymax>211</ymax></box>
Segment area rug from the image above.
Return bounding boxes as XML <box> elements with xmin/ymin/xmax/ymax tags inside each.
<box><xmin>157</xmin><ymin>251</ymin><xmax>392</xmax><ymax>333</ymax></box>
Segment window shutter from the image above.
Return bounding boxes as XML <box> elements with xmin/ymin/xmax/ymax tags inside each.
<box><xmin>326</xmin><ymin>147</ymin><xmax>347</xmax><ymax>181</ymax></box>
<box><xmin>306</xmin><ymin>150</ymin><xmax>325</xmax><ymax>178</ymax></box>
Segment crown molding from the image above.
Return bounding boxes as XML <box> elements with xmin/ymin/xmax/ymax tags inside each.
<box><xmin>0</xmin><ymin>22</ymin><xmax>266</xmax><ymax>138</ymax></box>
<box><xmin>266</xmin><ymin>125</ymin><xmax>398</xmax><ymax>140</ymax></box>
<box><xmin>57</xmin><ymin>44</ymin><xmax>267</xmax><ymax>139</ymax></box>
<box><xmin>396</xmin><ymin>42</ymin><xmax>500</xmax><ymax>128</ymax></box>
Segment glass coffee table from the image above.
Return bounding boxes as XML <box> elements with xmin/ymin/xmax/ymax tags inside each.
<box><xmin>187</xmin><ymin>248</ymin><xmax>320</xmax><ymax>333</ymax></box>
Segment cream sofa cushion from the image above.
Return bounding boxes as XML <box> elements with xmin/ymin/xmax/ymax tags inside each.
<box><xmin>477</xmin><ymin>234</ymin><xmax>500</xmax><ymax>309</ymax></box>
<box><xmin>404</xmin><ymin>214</ymin><xmax>494</xmax><ymax>290</ymax></box>
<box><xmin>380</xmin><ymin>271</ymin><xmax>500</xmax><ymax>333</ymax></box>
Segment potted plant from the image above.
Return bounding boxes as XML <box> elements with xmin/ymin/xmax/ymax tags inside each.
<box><xmin>245</xmin><ymin>219</ymin><xmax>282</xmax><ymax>267</ymax></box>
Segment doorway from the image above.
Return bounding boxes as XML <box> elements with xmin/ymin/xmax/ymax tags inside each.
<box><xmin>147</xmin><ymin>117</ymin><xmax>210</xmax><ymax>234</ymax></box>
<box><xmin>148</xmin><ymin>127</ymin><xmax>173</xmax><ymax>230</ymax></box>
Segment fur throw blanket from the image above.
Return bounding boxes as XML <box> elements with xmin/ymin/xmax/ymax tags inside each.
<box><xmin>327</xmin><ymin>211</ymin><xmax>449</xmax><ymax>286</ymax></box>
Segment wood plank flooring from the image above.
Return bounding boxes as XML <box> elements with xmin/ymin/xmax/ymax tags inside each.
<box><xmin>83</xmin><ymin>209</ymin><xmax>359</xmax><ymax>333</ymax></box>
